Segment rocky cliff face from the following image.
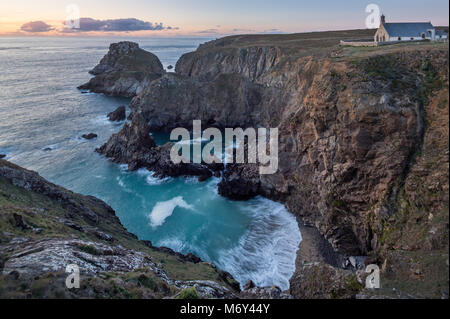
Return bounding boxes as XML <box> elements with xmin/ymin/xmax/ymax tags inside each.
<box><xmin>78</xmin><ymin>42</ymin><xmax>165</xmax><ymax>97</ymax></box>
<box><xmin>0</xmin><ymin>159</ymin><xmax>240</xmax><ymax>299</ymax></box>
<box><xmin>96</xmin><ymin>32</ymin><xmax>448</xmax><ymax>298</ymax></box>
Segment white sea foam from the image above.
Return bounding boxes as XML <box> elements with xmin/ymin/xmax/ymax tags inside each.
<box><xmin>136</xmin><ymin>168</ymin><xmax>172</xmax><ymax>185</ymax></box>
<box><xmin>176</xmin><ymin>137</ymin><xmax>209</xmax><ymax>145</ymax></box>
<box><xmin>116</xmin><ymin>176</ymin><xmax>133</xmax><ymax>193</ymax></box>
<box><xmin>183</xmin><ymin>176</ymin><xmax>200</xmax><ymax>184</ymax></box>
<box><xmin>90</xmin><ymin>115</ymin><xmax>109</xmax><ymax>126</ymax></box>
<box><xmin>148</xmin><ymin>196</ymin><xmax>193</xmax><ymax>228</ymax></box>
<box><xmin>215</xmin><ymin>197</ymin><xmax>302</xmax><ymax>291</ymax></box>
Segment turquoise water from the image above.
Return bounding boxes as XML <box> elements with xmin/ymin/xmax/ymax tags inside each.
<box><xmin>0</xmin><ymin>37</ymin><xmax>301</xmax><ymax>290</ymax></box>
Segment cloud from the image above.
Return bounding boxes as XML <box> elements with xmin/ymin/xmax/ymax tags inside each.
<box><xmin>232</xmin><ymin>28</ymin><xmax>256</xmax><ymax>33</ymax></box>
<box><xmin>261</xmin><ymin>29</ymin><xmax>286</xmax><ymax>34</ymax></box>
<box><xmin>196</xmin><ymin>28</ymin><xmax>220</xmax><ymax>34</ymax></box>
<box><xmin>20</xmin><ymin>21</ymin><xmax>54</xmax><ymax>33</ymax></box>
<box><xmin>64</xmin><ymin>18</ymin><xmax>173</xmax><ymax>32</ymax></box>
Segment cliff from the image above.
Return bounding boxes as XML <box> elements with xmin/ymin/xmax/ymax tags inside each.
<box><xmin>78</xmin><ymin>42</ymin><xmax>165</xmax><ymax>97</ymax></box>
<box><xmin>0</xmin><ymin>159</ymin><xmax>240</xmax><ymax>298</ymax></box>
<box><xmin>97</xmin><ymin>31</ymin><xmax>449</xmax><ymax>298</ymax></box>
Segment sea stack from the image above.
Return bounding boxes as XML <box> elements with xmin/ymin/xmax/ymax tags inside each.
<box><xmin>78</xmin><ymin>42</ymin><xmax>165</xmax><ymax>97</ymax></box>
<box><xmin>107</xmin><ymin>105</ymin><xmax>126</xmax><ymax>122</ymax></box>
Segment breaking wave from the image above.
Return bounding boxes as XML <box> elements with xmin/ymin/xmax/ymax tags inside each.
<box><xmin>148</xmin><ymin>196</ymin><xmax>193</xmax><ymax>228</ymax></box>
<box><xmin>215</xmin><ymin>197</ymin><xmax>301</xmax><ymax>291</ymax></box>
<box><xmin>136</xmin><ymin>168</ymin><xmax>172</xmax><ymax>185</ymax></box>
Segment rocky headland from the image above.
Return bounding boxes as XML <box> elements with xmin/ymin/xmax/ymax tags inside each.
<box><xmin>92</xmin><ymin>30</ymin><xmax>448</xmax><ymax>299</ymax></box>
<box><xmin>78</xmin><ymin>42</ymin><xmax>165</xmax><ymax>97</ymax></box>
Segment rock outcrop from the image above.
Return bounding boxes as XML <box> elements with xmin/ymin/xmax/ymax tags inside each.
<box><xmin>129</xmin><ymin>72</ymin><xmax>275</xmax><ymax>131</ymax></box>
<box><xmin>81</xmin><ymin>133</ymin><xmax>97</xmax><ymax>140</ymax></box>
<box><xmin>107</xmin><ymin>105</ymin><xmax>126</xmax><ymax>122</ymax></box>
<box><xmin>0</xmin><ymin>159</ymin><xmax>239</xmax><ymax>299</ymax></box>
<box><xmin>78</xmin><ymin>42</ymin><xmax>165</xmax><ymax>97</ymax></box>
<box><xmin>96</xmin><ymin>113</ymin><xmax>220</xmax><ymax>179</ymax></box>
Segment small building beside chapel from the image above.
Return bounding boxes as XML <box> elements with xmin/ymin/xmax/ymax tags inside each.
<box><xmin>375</xmin><ymin>14</ymin><xmax>448</xmax><ymax>43</ymax></box>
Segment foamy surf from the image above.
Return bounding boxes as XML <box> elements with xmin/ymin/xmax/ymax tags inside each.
<box><xmin>148</xmin><ymin>196</ymin><xmax>193</xmax><ymax>228</ymax></box>
<box><xmin>136</xmin><ymin>168</ymin><xmax>172</xmax><ymax>185</ymax></box>
<box><xmin>215</xmin><ymin>197</ymin><xmax>302</xmax><ymax>291</ymax></box>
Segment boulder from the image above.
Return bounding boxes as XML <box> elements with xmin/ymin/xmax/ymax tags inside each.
<box><xmin>82</xmin><ymin>133</ymin><xmax>98</xmax><ymax>140</ymax></box>
<box><xmin>107</xmin><ymin>106</ymin><xmax>126</xmax><ymax>122</ymax></box>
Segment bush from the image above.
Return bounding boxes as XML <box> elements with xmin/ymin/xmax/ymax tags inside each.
<box><xmin>177</xmin><ymin>287</ymin><xmax>200</xmax><ymax>299</ymax></box>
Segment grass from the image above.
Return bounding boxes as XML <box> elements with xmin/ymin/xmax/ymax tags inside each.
<box><xmin>177</xmin><ymin>287</ymin><xmax>200</xmax><ymax>299</ymax></box>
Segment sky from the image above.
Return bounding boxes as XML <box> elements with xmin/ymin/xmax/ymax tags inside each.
<box><xmin>0</xmin><ymin>0</ymin><xmax>448</xmax><ymax>37</ymax></box>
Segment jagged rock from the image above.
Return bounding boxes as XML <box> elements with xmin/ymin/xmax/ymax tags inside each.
<box><xmin>243</xmin><ymin>280</ymin><xmax>255</xmax><ymax>290</ymax></box>
<box><xmin>107</xmin><ymin>105</ymin><xmax>126</xmax><ymax>122</ymax></box>
<box><xmin>96</xmin><ymin>113</ymin><xmax>155</xmax><ymax>169</ymax></box>
<box><xmin>218</xmin><ymin>164</ymin><xmax>261</xmax><ymax>200</ymax></box>
<box><xmin>78</xmin><ymin>42</ymin><xmax>165</xmax><ymax>97</ymax></box>
<box><xmin>97</xmin><ymin>114</ymin><xmax>216</xmax><ymax>179</ymax></box>
<box><xmin>94</xmin><ymin>231</ymin><xmax>114</xmax><ymax>242</ymax></box>
<box><xmin>82</xmin><ymin>133</ymin><xmax>97</xmax><ymax>140</ymax></box>
<box><xmin>184</xmin><ymin>253</ymin><xmax>202</xmax><ymax>264</ymax></box>
<box><xmin>0</xmin><ymin>154</ymin><xmax>6</xmax><ymax>159</ymax></box>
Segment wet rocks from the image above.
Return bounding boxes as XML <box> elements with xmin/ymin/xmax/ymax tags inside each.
<box><xmin>95</xmin><ymin>113</ymin><xmax>156</xmax><ymax>169</ymax></box>
<box><xmin>78</xmin><ymin>41</ymin><xmax>165</xmax><ymax>97</ymax></box>
<box><xmin>82</xmin><ymin>133</ymin><xmax>97</xmax><ymax>140</ymax></box>
<box><xmin>129</xmin><ymin>72</ymin><xmax>270</xmax><ymax>131</ymax></box>
<box><xmin>0</xmin><ymin>154</ymin><xmax>6</xmax><ymax>159</ymax></box>
<box><xmin>107</xmin><ymin>105</ymin><xmax>126</xmax><ymax>122</ymax></box>
<box><xmin>218</xmin><ymin>164</ymin><xmax>261</xmax><ymax>200</ymax></box>
<box><xmin>97</xmin><ymin>114</ymin><xmax>217</xmax><ymax>180</ymax></box>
